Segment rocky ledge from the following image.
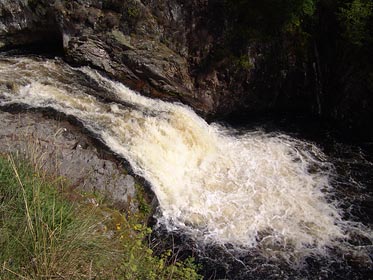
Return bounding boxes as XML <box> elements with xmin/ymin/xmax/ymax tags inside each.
<box><xmin>1</xmin><ymin>0</ymin><xmax>372</xmax><ymax>138</ymax></box>
<box><xmin>0</xmin><ymin>110</ymin><xmax>138</xmax><ymax>210</ymax></box>
<box><xmin>0</xmin><ymin>0</ymin><xmax>285</xmax><ymax>118</ymax></box>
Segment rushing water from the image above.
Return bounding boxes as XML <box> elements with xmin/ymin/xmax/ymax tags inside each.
<box><xmin>0</xmin><ymin>56</ymin><xmax>372</xmax><ymax>278</ymax></box>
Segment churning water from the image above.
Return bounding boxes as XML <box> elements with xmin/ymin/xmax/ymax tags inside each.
<box><xmin>0</xmin><ymin>56</ymin><xmax>372</xmax><ymax>277</ymax></box>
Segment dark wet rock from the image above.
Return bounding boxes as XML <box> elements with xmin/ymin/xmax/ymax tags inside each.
<box><xmin>0</xmin><ymin>111</ymin><xmax>136</xmax><ymax>209</ymax></box>
<box><xmin>0</xmin><ymin>0</ymin><xmax>60</xmax><ymax>50</ymax></box>
<box><xmin>0</xmin><ymin>0</ymin><xmax>252</xmax><ymax>117</ymax></box>
<box><xmin>1</xmin><ymin>0</ymin><xmax>372</xmax><ymax>139</ymax></box>
<box><xmin>0</xmin><ymin>0</ymin><xmax>331</xmax><ymax>120</ymax></box>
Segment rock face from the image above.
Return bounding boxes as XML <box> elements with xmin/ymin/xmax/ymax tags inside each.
<box><xmin>0</xmin><ymin>111</ymin><xmax>137</xmax><ymax>209</ymax></box>
<box><xmin>54</xmin><ymin>0</ymin><xmax>223</xmax><ymax>115</ymax></box>
<box><xmin>0</xmin><ymin>0</ymin><xmax>270</xmax><ymax>117</ymax></box>
<box><xmin>0</xmin><ymin>0</ymin><xmax>372</xmax><ymax>138</ymax></box>
<box><xmin>0</xmin><ymin>0</ymin><xmax>60</xmax><ymax>49</ymax></box>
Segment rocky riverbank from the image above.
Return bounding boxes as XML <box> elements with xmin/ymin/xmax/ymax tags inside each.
<box><xmin>0</xmin><ymin>110</ymin><xmax>138</xmax><ymax>210</ymax></box>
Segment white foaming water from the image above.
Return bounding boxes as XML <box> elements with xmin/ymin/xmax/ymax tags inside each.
<box><xmin>0</xmin><ymin>57</ymin><xmax>361</xmax><ymax>260</ymax></box>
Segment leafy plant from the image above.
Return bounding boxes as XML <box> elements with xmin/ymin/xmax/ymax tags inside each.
<box><xmin>338</xmin><ymin>0</ymin><xmax>373</xmax><ymax>45</ymax></box>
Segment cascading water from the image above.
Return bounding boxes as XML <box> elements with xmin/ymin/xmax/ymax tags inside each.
<box><xmin>0</xmin><ymin>56</ymin><xmax>372</xmax><ymax>277</ymax></box>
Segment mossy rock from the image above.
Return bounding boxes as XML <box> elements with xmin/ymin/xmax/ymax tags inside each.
<box><xmin>111</xmin><ymin>29</ymin><xmax>134</xmax><ymax>49</ymax></box>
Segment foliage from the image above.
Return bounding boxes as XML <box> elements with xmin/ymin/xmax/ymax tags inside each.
<box><xmin>303</xmin><ymin>0</ymin><xmax>317</xmax><ymax>16</ymax></box>
<box><xmin>225</xmin><ymin>0</ymin><xmax>319</xmax><ymax>36</ymax></box>
<box><xmin>338</xmin><ymin>0</ymin><xmax>373</xmax><ymax>45</ymax></box>
<box><xmin>135</xmin><ymin>183</ymin><xmax>152</xmax><ymax>217</ymax></box>
<box><xmin>234</xmin><ymin>55</ymin><xmax>254</xmax><ymax>70</ymax></box>
<box><xmin>119</xmin><ymin>222</ymin><xmax>202</xmax><ymax>280</ymax></box>
<box><xmin>221</xmin><ymin>0</ymin><xmax>319</xmax><ymax>60</ymax></box>
<box><xmin>123</xmin><ymin>0</ymin><xmax>141</xmax><ymax>28</ymax></box>
<box><xmin>0</xmin><ymin>154</ymin><xmax>202</xmax><ymax>279</ymax></box>
<box><xmin>127</xmin><ymin>5</ymin><xmax>140</xmax><ymax>19</ymax></box>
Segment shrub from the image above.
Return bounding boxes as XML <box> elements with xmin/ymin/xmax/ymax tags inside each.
<box><xmin>338</xmin><ymin>0</ymin><xmax>373</xmax><ymax>45</ymax></box>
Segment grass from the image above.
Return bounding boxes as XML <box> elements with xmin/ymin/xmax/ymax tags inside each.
<box><xmin>0</xmin><ymin>153</ymin><xmax>202</xmax><ymax>279</ymax></box>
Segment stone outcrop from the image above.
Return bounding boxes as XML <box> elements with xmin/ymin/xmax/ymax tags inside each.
<box><xmin>0</xmin><ymin>0</ymin><xmax>60</xmax><ymax>49</ymax></box>
<box><xmin>0</xmin><ymin>111</ymin><xmax>137</xmax><ymax>210</ymax></box>
<box><xmin>0</xmin><ymin>0</ymin><xmax>265</xmax><ymax>117</ymax></box>
<box><xmin>1</xmin><ymin>0</ymin><xmax>372</xmax><ymax>138</ymax></box>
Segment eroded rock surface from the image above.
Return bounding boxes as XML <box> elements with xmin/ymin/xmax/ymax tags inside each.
<box><xmin>0</xmin><ymin>0</ymin><xmax>262</xmax><ymax>117</ymax></box>
<box><xmin>0</xmin><ymin>0</ymin><xmax>59</xmax><ymax>49</ymax></box>
<box><xmin>0</xmin><ymin>111</ymin><xmax>136</xmax><ymax>209</ymax></box>
<box><xmin>1</xmin><ymin>0</ymin><xmax>372</xmax><ymax>138</ymax></box>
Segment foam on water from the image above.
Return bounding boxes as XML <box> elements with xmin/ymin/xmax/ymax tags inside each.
<box><xmin>0</xmin><ymin>56</ymin><xmax>370</xmax><ymax>262</ymax></box>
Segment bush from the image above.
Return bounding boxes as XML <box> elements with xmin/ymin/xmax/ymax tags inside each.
<box><xmin>338</xmin><ymin>0</ymin><xmax>373</xmax><ymax>45</ymax></box>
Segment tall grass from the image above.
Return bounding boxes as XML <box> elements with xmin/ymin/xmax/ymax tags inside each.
<box><xmin>0</xmin><ymin>153</ymin><xmax>202</xmax><ymax>279</ymax></box>
<box><xmin>0</xmin><ymin>154</ymin><xmax>116</xmax><ymax>279</ymax></box>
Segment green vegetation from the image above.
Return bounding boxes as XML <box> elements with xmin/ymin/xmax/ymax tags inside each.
<box><xmin>222</xmin><ymin>0</ymin><xmax>372</xmax><ymax>48</ymax></box>
<box><xmin>224</xmin><ymin>0</ymin><xmax>319</xmax><ymax>46</ymax></box>
<box><xmin>221</xmin><ymin>0</ymin><xmax>372</xmax><ymax>76</ymax></box>
<box><xmin>203</xmin><ymin>0</ymin><xmax>320</xmax><ymax>69</ymax></box>
<box><xmin>127</xmin><ymin>5</ymin><xmax>140</xmax><ymax>19</ymax></box>
<box><xmin>235</xmin><ymin>55</ymin><xmax>254</xmax><ymax>70</ymax></box>
<box><xmin>0</xmin><ymin>154</ymin><xmax>202</xmax><ymax>279</ymax></box>
<box><xmin>123</xmin><ymin>0</ymin><xmax>141</xmax><ymax>28</ymax></box>
<box><xmin>338</xmin><ymin>0</ymin><xmax>373</xmax><ymax>45</ymax></box>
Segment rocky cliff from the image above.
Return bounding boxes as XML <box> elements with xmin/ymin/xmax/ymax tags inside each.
<box><xmin>0</xmin><ymin>0</ymin><xmax>292</xmax><ymax>117</ymax></box>
<box><xmin>1</xmin><ymin>0</ymin><xmax>372</xmax><ymax>138</ymax></box>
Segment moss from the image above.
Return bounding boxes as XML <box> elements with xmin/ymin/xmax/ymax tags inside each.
<box><xmin>111</xmin><ymin>29</ymin><xmax>134</xmax><ymax>49</ymax></box>
<box><xmin>127</xmin><ymin>5</ymin><xmax>140</xmax><ymax>19</ymax></box>
<box><xmin>134</xmin><ymin>183</ymin><xmax>152</xmax><ymax>218</ymax></box>
<box><xmin>235</xmin><ymin>54</ymin><xmax>254</xmax><ymax>70</ymax></box>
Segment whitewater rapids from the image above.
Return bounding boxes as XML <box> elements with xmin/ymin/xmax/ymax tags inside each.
<box><xmin>1</xmin><ymin>56</ymin><xmax>366</xmax><ymax>261</ymax></box>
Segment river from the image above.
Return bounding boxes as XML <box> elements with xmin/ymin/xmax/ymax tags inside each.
<box><xmin>0</xmin><ymin>55</ymin><xmax>372</xmax><ymax>279</ymax></box>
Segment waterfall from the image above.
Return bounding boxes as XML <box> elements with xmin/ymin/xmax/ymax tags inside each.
<box><xmin>0</xmin><ymin>56</ymin><xmax>370</xmax><ymax>264</ymax></box>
